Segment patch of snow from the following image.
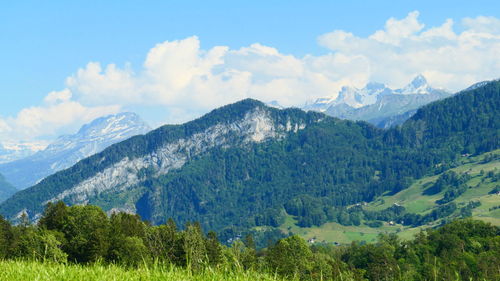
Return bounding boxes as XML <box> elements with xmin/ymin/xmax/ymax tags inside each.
<box><xmin>42</xmin><ymin>107</ymin><xmax>310</xmax><ymax>212</ymax></box>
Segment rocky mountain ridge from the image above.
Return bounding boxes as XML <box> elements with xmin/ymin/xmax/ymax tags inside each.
<box><xmin>0</xmin><ymin>112</ymin><xmax>151</xmax><ymax>190</ymax></box>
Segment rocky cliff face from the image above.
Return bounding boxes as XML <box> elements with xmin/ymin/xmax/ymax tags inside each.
<box><xmin>0</xmin><ymin>100</ymin><xmax>319</xmax><ymax>221</ymax></box>
<box><xmin>46</xmin><ymin>108</ymin><xmax>304</xmax><ymax>208</ymax></box>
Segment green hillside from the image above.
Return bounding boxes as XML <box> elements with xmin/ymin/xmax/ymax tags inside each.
<box><xmin>1</xmin><ymin>80</ymin><xmax>498</xmax><ymax>248</ymax></box>
<box><xmin>281</xmin><ymin>149</ymin><xmax>499</xmax><ymax>244</ymax></box>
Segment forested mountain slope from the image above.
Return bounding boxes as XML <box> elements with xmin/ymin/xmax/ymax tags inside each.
<box><xmin>0</xmin><ymin>174</ymin><xmax>16</xmax><ymax>203</ymax></box>
<box><xmin>0</xmin><ymin>81</ymin><xmax>498</xmax><ymax>240</ymax></box>
<box><xmin>0</xmin><ymin>100</ymin><xmax>324</xmax><ymax>221</ymax></box>
<box><xmin>280</xmin><ymin>149</ymin><xmax>499</xmax><ymax>245</ymax></box>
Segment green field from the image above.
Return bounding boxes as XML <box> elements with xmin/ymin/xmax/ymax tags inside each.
<box><xmin>280</xmin><ymin>150</ymin><xmax>500</xmax><ymax>244</ymax></box>
<box><xmin>0</xmin><ymin>260</ymin><xmax>284</xmax><ymax>281</ymax></box>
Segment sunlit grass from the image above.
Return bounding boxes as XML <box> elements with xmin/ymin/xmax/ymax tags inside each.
<box><xmin>0</xmin><ymin>260</ymin><xmax>284</xmax><ymax>281</ymax></box>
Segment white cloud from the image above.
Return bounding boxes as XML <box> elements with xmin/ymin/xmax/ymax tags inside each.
<box><xmin>462</xmin><ymin>16</ymin><xmax>500</xmax><ymax>34</ymax></box>
<box><xmin>66</xmin><ymin>36</ymin><xmax>372</xmax><ymax>120</ymax></box>
<box><xmin>66</xmin><ymin>62</ymin><xmax>138</xmax><ymax>105</ymax></box>
<box><xmin>370</xmin><ymin>11</ymin><xmax>425</xmax><ymax>45</ymax></box>
<box><xmin>318</xmin><ymin>11</ymin><xmax>500</xmax><ymax>89</ymax></box>
<box><xmin>44</xmin><ymin>88</ymin><xmax>72</xmax><ymax>104</ymax></box>
<box><xmin>64</xmin><ymin>12</ymin><xmax>499</xmax><ymax>123</ymax></box>
<box><xmin>0</xmin><ymin>89</ymin><xmax>120</xmax><ymax>143</ymax></box>
<box><xmin>3</xmin><ymin>12</ymin><xmax>500</xmax><ymax>144</ymax></box>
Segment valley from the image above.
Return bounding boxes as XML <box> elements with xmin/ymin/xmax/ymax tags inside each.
<box><xmin>279</xmin><ymin>149</ymin><xmax>499</xmax><ymax>244</ymax></box>
<box><xmin>2</xmin><ymin>4</ymin><xmax>499</xmax><ymax>280</ymax></box>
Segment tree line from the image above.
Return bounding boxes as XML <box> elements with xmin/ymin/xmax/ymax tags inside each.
<box><xmin>0</xmin><ymin>202</ymin><xmax>498</xmax><ymax>280</ymax></box>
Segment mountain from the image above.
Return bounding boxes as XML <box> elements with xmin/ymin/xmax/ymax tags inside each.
<box><xmin>0</xmin><ymin>81</ymin><xmax>498</xmax><ymax>239</ymax></box>
<box><xmin>0</xmin><ymin>112</ymin><xmax>151</xmax><ymax>190</ymax></box>
<box><xmin>302</xmin><ymin>82</ymin><xmax>392</xmax><ymax>112</ymax></box>
<box><xmin>0</xmin><ymin>100</ymin><xmax>327</xmax><ymax>222</ymax></box>
<box><xmin>0</xmin><ymin>142</ymin><xmax>46</xmax><ymax>164</ymax></box>
<box><xmin>0</xmin><ymin>173</ymin><xmax>16</xmax><ymax>203</ymax></box>
<box><xmin>265</xmin><ymin>100</ymin><xmax>285</xmax><ymax>109</ymax></box>
<box><xmin>280</xmin><ymin>148</ymin><xmax>500</xmax><ymax>245</ymax></box>
<box><xmin>374</xmin><ymin>109</ymin><xmax>417</xmax><ymax>129</ymax></box>
<box><xmin>304</xmin><ymin>75</ymin><xmax>451</xmax><ymax>127</ymax></box>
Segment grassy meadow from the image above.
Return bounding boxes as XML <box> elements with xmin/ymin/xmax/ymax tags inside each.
<box><xmin>0</xmin><ymin>260</ymin><xmax>285</xmax><ymax>281</ymax></box>
<box><xmin>279</xmin><ymin>150</ymin><xmax>500</xmax><ymax>244</ymax></box>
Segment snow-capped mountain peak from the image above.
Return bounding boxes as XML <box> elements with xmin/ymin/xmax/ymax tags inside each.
<box><xmin>79</xmin><ymin>112</ymin><xmax>146</xmax><ymax>137</ymax></box>
<box><xmin>45</xmin><ymin>112</ymin><xmax>150</xmax><ymax>153</ymax></box>
<box><xmin>0</xmin><ymin>112</ymin><xmax>151</xmax><ymax>190</ymax></box>
<box><xmin>410</xmin><ymin>74</ymin><xmax>428</xmax><ymax>88</ymax></box>
<box><xmin>302</xmin><ymin>75</ymin><xmax>451</xmax><ymax>127</ymax></box>
<box><xmin>304</xmin><ymin>82</ymin><xmax>392</xmax><ymax>112</ymax></box>
<box><xmin>336</xmin><ymin>86</ymin><xmax>365</xmax><ymax>108</ymax></box>
<box><xmin>397</xmin><ymin>74</ymin><xmax>431</xmax><ymax>95</ymax></box>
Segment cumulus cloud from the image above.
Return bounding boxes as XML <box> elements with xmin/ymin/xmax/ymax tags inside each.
<box><xmin>318</xmin><ymin>11</ymin><xmax>500</xmax><ymax>89</ymax></box>
<box><xmin>64</xmin><ymin>12</ymin><xmax>499</xmax><ymax>125</ymax></box>
<box><xmin>0</xmin><ymin>89</ymin><xmax>120</xmax><ymax>143</ymax></box>
<box><xmin>3</xmin><ymin>11</ymin><xmax>500</xmax><ymax>144</ymax></box>
<box><xmin>44</xmin><ymin>89</ymin><xmax>73</xmax><ymax>104</ymax></box>
<box><xmin>66</xmin><ymin>37</ymin><xmax>370</xmax><ymax>123</ymax></box>
<box><xmin>462</xmin><ymin>16</ymin><xmax>500</xmax><ymax>34</ymax></box>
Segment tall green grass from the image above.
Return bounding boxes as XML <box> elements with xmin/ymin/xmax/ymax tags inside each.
<box><xmin>0</xmin><ymin>260</ymin><xmax>285</xmax><ymax>281</ymax></box>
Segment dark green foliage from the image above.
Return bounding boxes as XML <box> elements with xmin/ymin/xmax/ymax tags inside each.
<box><xmin>365</xmin><ymin>221</ymin><xmax>383</xmax><ymax>228</ymax></box>
<box><xmin>0</xmin><ymin>215</ymin><xmax>13</xmax><ymax>258</ymax></box>
<box><xmin>423</xmin><ymin>171</ymin><xmax>470</xmax><ymax>200</ymax></box>
<box><xmin>459</xmin><ymin>201</ymin><xmax>481</xmax><ymax>218</ymax></box>
<box><xmin>0</xmin><ymin>81</ymin><xmax>498</xmax><ymax>250</ymax></box>
<box><xmin>107</xmin><ymin>212</ymin><xmax>148</xmax><ymax>266</ymax></box>
<box><xmin>63</xmin><ymin>205</ymin><xmax>110</xmax><ymax>263</ymax></box>
<box><xmin>0</xmin><ymin>202</ymin><xmax>499</xmax><ymax>280</ymax></box>
<box><xmin>342</xmin><ymin>236</ymin><xmax>401</xmax><ymax>280</ymax></box>
<box><xmin>490</xmin><ymin>185</ymin><xmax>500</xmax><ymax>194</ymax></box>
<box><xmin>399</xmin><ymin>203</ymin><xmax>458</xmax><ymax>226</ymax></box>
<box><xmin>112</xmin><ymin>236</ymin><xmax>149</xmax><ymax>267</ymax></box>
<box><xmin>240</xmin><ymin>234</ymin><xmax>257</xmax><ymax>269</ymax></box>
<box><xmin>266</xmin><ymin>235</ymin><xmax>313</xmax><ymax>279</ymax></box>
<box><xmin>145</xmin><ymin>218</ymin><xmax>186</xmax><ymax>265</ymax></box>
<box><xmin>392</xmin><ymin>80</ymin><xmax>500</xmax><ymax>154</ymax></box>
<box><xmin>12</xmin><ymin>227</ymin><xmax>67</xmax><ymax>262</ymax></box>
<box><xmin>436</xmin><ymin>184</ymin><xmax>468</xmax><ymax>204</ymax></box>
<box><xmin>336</xmin><ymin>220</ymin><xmax>500</xmax><ymax>281</ymax></box>
<box><xmin>125</xmin><ymin>81</ymin><xmax>497</xmax><ymax>234</ymax></box>
<box><xmin>205</xmin><ymin>231</ymin><xmax>223</xmax><ymax>266</ymax></box>
<box><xmin>38</xmin><ymin>203</ymin><xmax>111</xmax><ymax>263</ymax></box>
<box><xmin>38</xmin><ymin>201</ymin><xmax>69</xmax><ymax>231</ymax></box>
<box><xmin>183</xmin><ymin>222</ymin><xmax>207</xmax><ymax>272</ymax></box>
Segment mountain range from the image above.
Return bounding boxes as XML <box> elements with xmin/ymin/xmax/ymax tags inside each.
<box><xmin>0</xmin><ymin>142</ymin><xmax>46</xmax><ymax>164</ymax></box>
<box><xmin>0</xmin><ymin>80</ymin><xmax>497</xmax><ymax>243</ymax></box>
<box><xmin>0</xmin><ymin>112</ymin><xmax>151</xmax><ymax>194</ymax></box>
<box><xmin>303</xmin><ymin>75</ymin><xmax>452</xmax><ymax>127</ymax></box>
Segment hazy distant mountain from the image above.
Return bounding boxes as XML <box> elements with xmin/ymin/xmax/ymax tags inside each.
<box><xmin>304</xmin><ymin>75</ymin><xmax>451</xmax><ymax>127</ymax></box>
<box><xmin>1</xmin><ymin>80</ymin><xmax>497</xmax><ymax>234</ymax></box>
<box><xmin>0</xmin><ymin>112</ymin><xmax>151</xmax><ymax>190</ymax></box>
<box><xmin>0</xmin><ymin>173</ymin><xmax>16</xmax><ymax>203</ymax></box>
<box><xmin>0</xmin><ymin>142</ymin><xmax>46</xmax><ymax>164</ymax></box>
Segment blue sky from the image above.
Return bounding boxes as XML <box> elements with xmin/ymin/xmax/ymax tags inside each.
<box><xmin>1</xmin><ymin>0</ymin><xmax>499</xmax><ymax>144</ymax></box>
